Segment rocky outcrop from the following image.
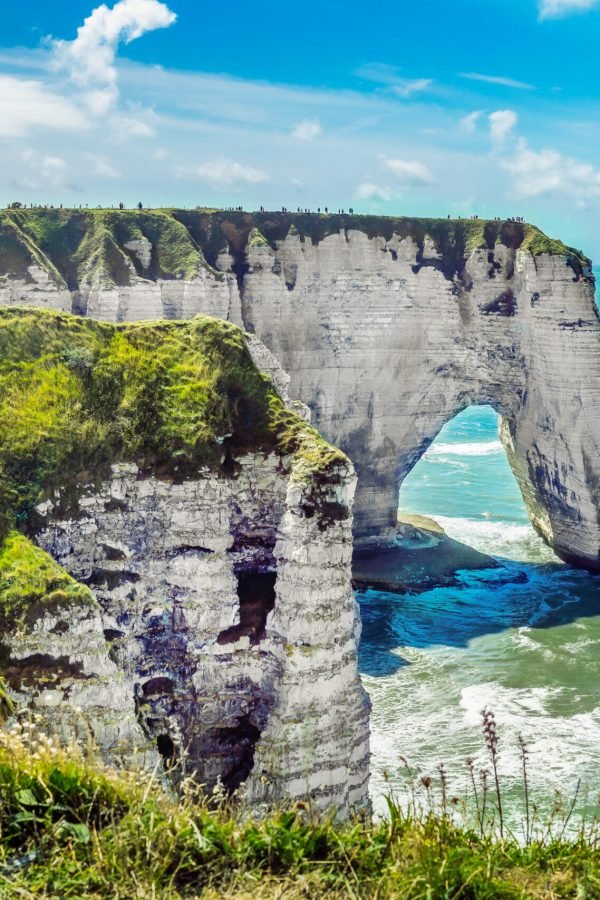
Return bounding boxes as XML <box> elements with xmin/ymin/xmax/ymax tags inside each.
<box><xmin>0</xmin><ymin>310</ymin><xmax>369</xmax><ymax>814</ymax></box>
<box><xmin>353</xmin><ymin>514</ymin><xmax>498</xmax><ymax>593</ymax></box>
<box><xmin>1</xmin><ymin>209</ymin><xmax>597</xmax><ymax>570</ymax></box>
<box><xmin>30</xmin><ymin>458</ymin><xmax>368</xmax><ymax>809</ymax></box>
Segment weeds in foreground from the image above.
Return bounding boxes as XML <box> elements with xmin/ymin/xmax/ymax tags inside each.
<box><xmin>390</xmin><ymin>709</ymin><xmax>600</xmax><ymax>857</ymax></box>
<box><xmin>0</xmin><ymin>712</ymin><xmax>598</xmax><ymax>897</ymax></box>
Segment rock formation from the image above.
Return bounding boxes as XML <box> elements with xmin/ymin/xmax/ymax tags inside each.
<box><xmin>0</xmin><ymin>309</ymin><xmax>370</xmax><ymax>813</ymax></box>
<box><xmin>1</xmin><ymin>208</ymin><xmax>597</xmax><ymax>571</ymax></box>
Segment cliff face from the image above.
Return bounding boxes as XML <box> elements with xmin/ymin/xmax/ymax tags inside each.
<box><xmin>2</xmin><ymin>209</ymin><xmax>596</xmax><ymax>570</ymax></box>
<box><xmin>0</xmin><ymin>310</ymin><xmax>369</xmax><ymax>813</ymax></box>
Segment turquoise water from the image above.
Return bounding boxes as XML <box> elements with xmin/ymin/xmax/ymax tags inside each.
<box><xmin>359</xmin><ymin>272</ymin><xmax>600</xmax><ymax>828</ymax></box>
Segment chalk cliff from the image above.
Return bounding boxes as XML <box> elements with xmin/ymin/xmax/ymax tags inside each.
<box><xmin>1</xmin><ymin>208</ymin><xmax>597</xmax><ymax>570</ymax></box>
<box><xmin>0</xmin><ymin>310</ymin><xmax>369</xmax><ymax>813</ymax></box>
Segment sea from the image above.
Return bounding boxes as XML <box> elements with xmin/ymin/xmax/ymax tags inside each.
<box><xmin>359</xmin><ymin>268</ymin><xmax>600</xmax><ymax>832</ymax></box>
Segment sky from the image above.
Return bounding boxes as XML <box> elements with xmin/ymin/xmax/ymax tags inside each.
<box><xmin>1</xmin><ymin>0</ymin><xmax>600</xmax><ymax>258</ymax></box>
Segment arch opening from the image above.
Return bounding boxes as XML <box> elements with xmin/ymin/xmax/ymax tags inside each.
<box><xmin>352</xmin><ymin>405</ymin><xmax>553</xmax><ymax>595</ymax></box>
<box><xmin>396</xmin><ymin>404</ymin><xmax>552</xmax><ymax>567</ymax></box>
<box><xmin>357</xmin><ymin>404</ymin><xmax>600</xmax><ymax>827</ymax></box>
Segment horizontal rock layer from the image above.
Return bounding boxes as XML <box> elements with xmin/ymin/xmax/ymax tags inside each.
<box><xmin>25</xmin><ymin>458</ymin><xmax>369</xmax><ymax>810</ymax></box>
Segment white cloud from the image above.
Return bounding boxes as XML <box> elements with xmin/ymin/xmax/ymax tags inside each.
<box><xmin>459</xmin><ymin>110</ymin><xmax>483</xmax><ymax>133</ymax></box>
<box><xmin>489</xmin><ymin>109</ymin><xmax>518</xmax><ymax>144</ymax></box>
<box><xmin>393</xmin><ymin>78</ymin><xmax>433</xmax><ymax>98</ymax></box>
<box><xmin>539</xmin><ymin>0</ymin><xmax>600</xmax><ymax>18</ymax></box>
<box><xmin>383</xmin><ymin>158</ymin><xmax>435</xmax><ymax>185</ymax></box>
<box><xmin>86</xmin><ymin>154</ymin><xmax>120</xmax><ymax>177</ymax></box>
<box><xmin>14</xmin><ymin>148</ymin><xmax>69</xmax><ymax>190</ymax></box>
<box><xmin>502</xmin><ymin>137</ymin><xmax>600</xmax><ymax>198</ymax></box>
<box><xmin>110</xmin><ymin>113</ymin><xmax>156</xmax><ymax>139</ymax></box>
<box><xmin>356</xmin><ymin>64</ymin><xmax>433</xmax><ymax>98</ymax></box>
<box><xmin>356</xmin><ymin>182</ymin><xmax>391</xmax><ymax>201</ymax></box>
<box><xmin>52</xmin><ymin>0</ymin><xmax>176</xmax><ymax>115</ymax></box>
<box><xmin>0</xmin><ymin>74</ymin><xmax>88</xmax><ymax>138</ymax></box>
<box><xmin>291</xmin><ymin>118</ymin><xmax>322</xmax><ymax>140</ymax></box>
<box><xmin>461</xmin><ymin>72</ymin><xmax>534</xmax><ymax>90</ymax></box>
<box><xmin>177</xmin><ymin>158</ymin><xmax>268</xmax><ymax>189</ymax></box>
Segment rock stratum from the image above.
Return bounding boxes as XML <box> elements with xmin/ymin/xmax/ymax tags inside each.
<box><xmin>0</xmin><ymin>309</ymin><xmax>369</xmax><ymax>813</ymax></box>
<box><xmin>1</xmin><ymin>208</ymin><xmax>598</xmax><ymax>571</ymax></box>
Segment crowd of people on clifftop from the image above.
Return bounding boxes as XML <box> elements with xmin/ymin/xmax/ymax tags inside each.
<box><xmin>448</xmin><ymin>213</ymin><xmax>526</xmax><ymax>223</ymax></box>
<box><xmin>5</xmin><ymin>201</ymin><xmax>526</xmax><ymax>224</ymax></box>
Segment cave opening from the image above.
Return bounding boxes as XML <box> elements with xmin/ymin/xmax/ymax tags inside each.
<box><xmin>218</xmin><ymin>718</ymin><xmax>262</xmax><ymax>792</ymax></box>
<box><xmin>217</xmin><ymin>570</ymin><xmax>277</xmax><ymax>645</ymax></box>
<box><xmin>156</xmin><ymin>733</ymin><xmax>176</xmax><ymax>767</ymax></box>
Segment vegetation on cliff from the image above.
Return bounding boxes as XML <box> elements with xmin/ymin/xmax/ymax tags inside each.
<box><xmin>0</xmin><ymin>208</ymin><xmax>590</xmax><ymax>292</ymax></box>
<box><xmin>0</xmin><ymin>532</ymin><xmax>95</xmax><ymax>628</ymax></box>
<box><xmin>0</xmin><ymin>723</ymin><xmax>598</xmax><ymax>898</ymax></box>
<box><xmin>0</xmin><ymin>308</ymin><xmax>347</xmax><ymax>593</ymax></box>
<box><xmin>0</xmin><ymin>208</ymin><xmax>212</xmax><ymax>289</ymax></box>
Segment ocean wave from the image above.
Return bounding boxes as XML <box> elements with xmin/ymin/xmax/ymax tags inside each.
<box><xmin>433</xmin><ymin>515</ymin><xmax>558</xmax><ymax>562</ymax></box>
<box><xmin>428</xmin><ymin>440</ymin><xmax>503</xmax><ymax>457</ymax></box>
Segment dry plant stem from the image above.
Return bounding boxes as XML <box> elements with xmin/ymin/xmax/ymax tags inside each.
<box><xmin>481</xmin><ymin>709</ymin><xmax>504</xmax><ymax>840</ymax></box>
<box><xmin>559</xmin><ymin>778</ymin><xmax>582</xmax><ymax>843</ymax></box>
<box><xmin>465</xmin><ymin>757</ymin><xmax>482</xmax><ymax>835</ymax></box>
<box><xmin>480</xmin><ymin>769</ymin><xmax>490</xmax><ymax>836</ymax></box>
<box><xmin>517</xmin><ymin>734</ymin><xmax>531</xmax><ymax>846</ymax></box>
<box><xmin>437</xmin><ymin>764</ymin><xmax>448</xmax><ymax>818</ymax></box>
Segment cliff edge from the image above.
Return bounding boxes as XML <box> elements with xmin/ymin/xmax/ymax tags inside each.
<box><xmin>1</xmin><ymin>208</ymin><xmax>598</xmax><ymax>572</ymax></box>
<box><xmin>0</xmin><ymin>308</ymin><xmax>370</xmax><ymax>814</ymax></box>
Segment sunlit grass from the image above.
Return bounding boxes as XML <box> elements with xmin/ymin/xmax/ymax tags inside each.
<box><xmin>0</xmin><ymin>715</ymin><xmax>598</xmax><ymax>898</ymax></box>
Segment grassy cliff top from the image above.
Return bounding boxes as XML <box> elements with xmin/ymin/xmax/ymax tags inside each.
<box><xmin>0</xmin><ymin>308</ymin><xmax>347</xmax><ymax>548</ymax></box>
<box><xmin>0</xmin><ymin>208</ymin><xmax>590</xmax><ymax>289</ymax></box>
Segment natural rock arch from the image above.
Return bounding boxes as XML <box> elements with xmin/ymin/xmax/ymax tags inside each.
<box><xmin>239</xmin><ymin>232</ymin><xmax>600</xmax><ymax>572</ymax></box>
<box><xmin>1</xmin><ymin>209</ymin><xmax>598</xmax><ymax>571</ymax></box>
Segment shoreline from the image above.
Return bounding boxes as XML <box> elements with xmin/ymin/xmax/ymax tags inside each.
<box><xmin>352</xmin><ymin>513</ymin><xmax>502</xmax><ymax>593</ymax></box>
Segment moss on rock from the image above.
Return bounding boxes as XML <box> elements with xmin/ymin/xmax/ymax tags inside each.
<box><xmin>0</xmin><ymin>308</ymin><xmax>347</xmax><ymax>547</ymax></box>
<box><xmin>0</xmin><ymin>531</ymin><xmax>95</xmax><ymax>626</ymax></box>
<box><xmin>0</xmin><ymin>209</ymin><xmax>589</xmax><ymax>291</ymax></box>
<box><xmin>248</xmin><ymin>227</ymin><xmax>269</xmax><ymax>249</ymax></box>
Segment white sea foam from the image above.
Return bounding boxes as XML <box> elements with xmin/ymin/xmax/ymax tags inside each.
<box><xmin>428</xmin><ymin>440</ymin><xmax>503</xmax><ymax>457</ymax></box>
<box><xmin>433</xmin><ymin>514</ymin><xmax>557</xmax><ymax>562</ymax></box>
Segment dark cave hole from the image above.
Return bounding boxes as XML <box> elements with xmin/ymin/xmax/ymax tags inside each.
<box><xmin>217</xmin><ymin>571</ymin><xmax>277</xmax><ymax>646</ymax></box>
<box><xmin>218</xmin><ymin>718</ymin><xmax>262</xmax><ymax>792</ymax></box>
<box><xmin>156</xmin><ymin>733</ymin><xmax>176</xmax><ymax>767</ymax></box>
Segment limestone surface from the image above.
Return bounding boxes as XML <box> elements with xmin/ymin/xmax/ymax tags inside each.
<box><xmin>1</xmin><ymin>210</ymin><xmax>596</xmax><ymax>569</ymax></box>
<box><xmin>30</xmin><ymin>458</ymin><xmax>369</xmax><ymax>810</ymax></box>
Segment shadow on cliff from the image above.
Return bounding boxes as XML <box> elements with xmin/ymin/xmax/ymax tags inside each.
<box><xmin>357</xmin><ymin>557</ymin><xmax>600</xmax><ymax>678</ymax></box>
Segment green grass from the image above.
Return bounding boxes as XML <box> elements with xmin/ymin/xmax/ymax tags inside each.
<box><xmin>0</xmin><ymin>726</ymin><xmax>598</xmax><ymax>898</ymax></box>
<box><xmin>0</xmin><ymin>308</ymin><xmax>347</xmax><ymax>614</ymax></box>
<box><xmin>0</xmin><ymin>532</ymin><xmax>95</xmax><ymax>628</ymax></box>
<box><xmin>0</xmin><ymin>209</ymin><xmax>590</xmax><ymax>290</ymax></box>
<box><xmin>0</xmin><ymin>208</ymin><xmax>212</xmax><ymax>289</ymax></box>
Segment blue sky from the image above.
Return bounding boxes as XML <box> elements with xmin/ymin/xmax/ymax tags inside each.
<box><xmin>1</xmin><ymin>0</ymin><xmax>600</xmax><ymax>257</ymax></box>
